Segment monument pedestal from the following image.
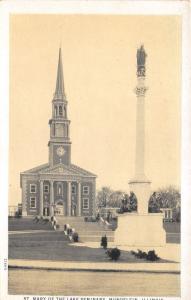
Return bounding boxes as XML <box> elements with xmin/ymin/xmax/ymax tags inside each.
<box><xmin>114</xmin><ymin>213</ymin><xmax>166</xmax><ymax>247</ymax></box>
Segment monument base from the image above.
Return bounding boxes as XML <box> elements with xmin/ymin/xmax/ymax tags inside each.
<box><xmin>114</xmin><ymin>213</ymin><xmax>166</xmax><ymax>247</ymax></box>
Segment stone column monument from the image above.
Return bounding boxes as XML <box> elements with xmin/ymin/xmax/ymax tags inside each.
<box><xmin>114</xmin><ymin>46</ymin><xmax>166</xmax><ymax>246</ymax></box>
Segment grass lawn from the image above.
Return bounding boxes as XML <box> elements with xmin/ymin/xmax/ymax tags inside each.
<box><xmin>163</xmin><ymin>222</ymin><xmax>180</xmax><ymax>233</ymax></box>
<box><xmin>9</xmin><ymin>231</ymin><xmax>173</xmax><ymax>263</ymax></box>
<box><xmin>8</xmin><ymin>217</ymin><xmax>53</xmax><ymax>231</ymax></box>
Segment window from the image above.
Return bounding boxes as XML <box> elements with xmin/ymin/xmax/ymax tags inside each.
<box><xmin>30</xmin><ymin>184</ymin><xmax>36</xmax><ymax>193</ymax></box>
<box><xmin>83</xmin><ymin>198</ymin><xmax>89</xmax><ymax>209</ymax></box>
<box><xmin>72</xmin><ymin>185</ymin><xmax>76</xmax><ymax>195</ymax></box>
<box><xmin>83</xmin><ymin>186</ymin><xmax>89</xmax><ymax>195</ymax></box>
<box><xmin>30</xmin><ymin>197</ymin><xmax>36</xmax><ymax>208</ymax></box>
<box><xmin>59</xmin><ymin>105</ymin><xmax>63</xmax><ymax>116</ymax></box>
<box><xmin>57</xmin><ymin>183</ymin><xmax>63</xmax><ymax>196</ymax></box>
<box><xmin>44</xmin><ymin>184</ymin><xmax>49</xmax><ymax>193</ymax></box>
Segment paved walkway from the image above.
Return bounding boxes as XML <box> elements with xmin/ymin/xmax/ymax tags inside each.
<box><xmin>8</xmin><ymin>258</ymin><xmax>180</xmax><ymax>273</ymax></box>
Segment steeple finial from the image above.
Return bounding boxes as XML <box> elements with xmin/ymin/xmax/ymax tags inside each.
<box><xmin>54</xmin><ymin>48</ymin><xmax>66</xmax><ymax>100</ymax></box>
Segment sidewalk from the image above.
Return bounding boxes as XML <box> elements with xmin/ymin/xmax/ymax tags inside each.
<box><xmin>9</xmin><ymin>258</ymin><xmax>180</xmax><ymax>274</ymax></box>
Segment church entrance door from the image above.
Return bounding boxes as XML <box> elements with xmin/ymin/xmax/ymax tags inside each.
<box><xmin>55</xmin><ymin>201</ymin><xmax>64</xmax><ymax>215</ymax></box>
<box><xmin>43</xmin><ymin>207</ymin><xmax>50</xmax><ymax>216</ymax></box>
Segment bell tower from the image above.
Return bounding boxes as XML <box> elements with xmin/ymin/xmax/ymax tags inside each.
<box><xmin>48</xmin><ymin>48</ymin><xmax>71</xmax><ymax>167</ymax></box>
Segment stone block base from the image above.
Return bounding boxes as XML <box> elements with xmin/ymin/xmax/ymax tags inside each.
<box><xmin>114</xmin><ymin>213</ymin><xmax>166</xmax><ymax>247</ymax></box>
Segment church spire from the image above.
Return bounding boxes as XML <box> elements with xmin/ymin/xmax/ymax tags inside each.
<box><xmin>54</xmin><ymin>48</ymin><xmax>66</xmax><ymax>101</ymax></box>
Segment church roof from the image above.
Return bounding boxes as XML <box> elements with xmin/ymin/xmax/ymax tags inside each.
<box><xmin>21</xmin><ymin>163</ymin><xmax>49</xmax><ymax>174</ymax></box>
<box><xmin>54</xmin><ymin>48</ymin><xmax>66</xmax><ymax>101</ymax></box>
<box><xmin>21</xmin><ymin>162</ymin><xmax>96</xmax><ymax>178</ymax></box>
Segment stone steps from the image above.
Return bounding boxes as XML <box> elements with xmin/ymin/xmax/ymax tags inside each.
<box><xmin>58</xmin><ymin>225</ymin><xmax>114</xmax><ymax>238</ymax></box>
<box><xmin>59</xmin><ymin>224</ymin><xmax>108</xmax><ymax>231</ymax></box>
<box><xmin>56</xmin><ymin>216</ymin><xmax>114</xmax><ymax>242</ymax></box>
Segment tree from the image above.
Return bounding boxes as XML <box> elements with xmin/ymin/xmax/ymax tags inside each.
<box><xmin>148</xmin><ymin>186</ymin><xmax>181</xmax><ymax>220</ymax></box>
<box><xmin>109</xmin><ymin>190</ymin><xmax>124</xmax><ymax>207</ymax></box>
<box><xmin>96</xmin><ymin>186</ymin><xmax>113</xmax><ymax>208</ymax></box>
<box><xmin>96</xmin><ymin>187</ymin><xmax>124</xmax><ymax>208</ymax></box>
<box><xmin>148</xmin><ymin>192</ymin><xmax>161</xmax><ymax>213</ymax></box>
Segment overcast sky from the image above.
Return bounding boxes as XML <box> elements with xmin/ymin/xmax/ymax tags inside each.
<box><xmin>9</xmin><ymin>15</ymin><xmax>181</xmax><ymax>205</ymax></box>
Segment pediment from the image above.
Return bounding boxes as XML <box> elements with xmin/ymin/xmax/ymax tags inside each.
<box><xmin>38</xmin><ymin>163</ymin><xmax>96</xmax><ymax>178</ymax></box>
<box><xmin>39</xmin><ymin>163</ymin><xmax>78</xmax><ymax>176</ymax></box>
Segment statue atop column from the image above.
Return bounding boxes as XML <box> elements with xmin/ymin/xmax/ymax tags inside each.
<box><xmin>137</xmin><ymin>45</ymin><xmax>147</xmax><ymax>77</ymax></box>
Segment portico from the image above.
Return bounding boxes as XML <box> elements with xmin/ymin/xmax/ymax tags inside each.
<box><xmin>39</xmin><ymin>178</ymin><xmax>82</xmax><ymax>217</ymax></box>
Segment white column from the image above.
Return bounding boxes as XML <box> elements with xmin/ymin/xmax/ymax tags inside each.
<box><xmin>50</xmin><ymin>180</ymin><xmax>54</xmax><ymax>216</ymax></box>
<box><xmin>67</xmin><ymin>181</ymin><xmax>71</xmax><ymax>216</ymax></box>
<box><xmin>135</xmin><ymin>77</ymin><xmax>146</xmax><ymax>178</ymax></box>
<box><xmin>129</xmin><ymin>73</ymin><xmax>151</xmax><ymax>215</ymax></box>
<box><xmin>77</xmin><ymin>182</ymin><xmax>81</xmax><ymax>216</ymax></box>
<box><xmin>40</xmin><ymin>180</ymin><xmax>44</xmax><ymax>216</ymax></box>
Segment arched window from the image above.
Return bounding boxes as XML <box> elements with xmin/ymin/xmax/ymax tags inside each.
<box><xmin>57</xmin><ymin>183</ymin><xmax>63</xmax><ymax>196</ymax></box>
<box><xmin>58</xmin><ymin>186</ymin><xmax>61</xmax><ymax>195</ymax></box>
<box><xmin>59</xmin><ymin>106</ymin><xmax>63</xmax><ymax>116</ymax></box>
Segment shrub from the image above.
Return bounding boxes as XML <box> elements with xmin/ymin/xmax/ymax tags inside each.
<box><xmin>146</xmin><ymin>250</ymin><xmax>159</xmax><ymax>261</ymax></box>
<box><xmin>101</xmin><ymin>235</ymin><xmax>107</xmax><ymax>249</ymax></box>
<box><xmin>137</xmin><ymin>249</ymin><xmax>147</xmax><ymax>259</ymax></box>
<box><xmin>106</xmin><ymin>248</ymin><xmax>121</xmax><ymax>261</ymax></box>
<box><xmin>72</xmin><ymin>232</ymin><xmax>79</xmax><ymax>242</ymax></box>
<box><xmin>131</xmin><ymin>249</ymin><xmax>160</xmax><ymax>261</ymax></box>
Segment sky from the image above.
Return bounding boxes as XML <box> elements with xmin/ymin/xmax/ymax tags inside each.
<box><xmin>9</xmin><ymin>14</ymin><xmax>181</xmax><ymax>205</ymax></box>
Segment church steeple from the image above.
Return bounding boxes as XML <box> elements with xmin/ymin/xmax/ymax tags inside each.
<box><xmin>54</xmin><ymin>48</ymin><xmax>66</xmax><ymax>101</ymax></box>
<box><xmin>48</xmin><ymin>48</ymin><xmax>71</xmax><ymax>167</ymax></box>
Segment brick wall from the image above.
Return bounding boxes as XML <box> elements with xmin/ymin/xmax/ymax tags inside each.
<box><xmin>26</xmin><ymin>180</ymin><xmax>40</xmax><ymax>216</ymax></box>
